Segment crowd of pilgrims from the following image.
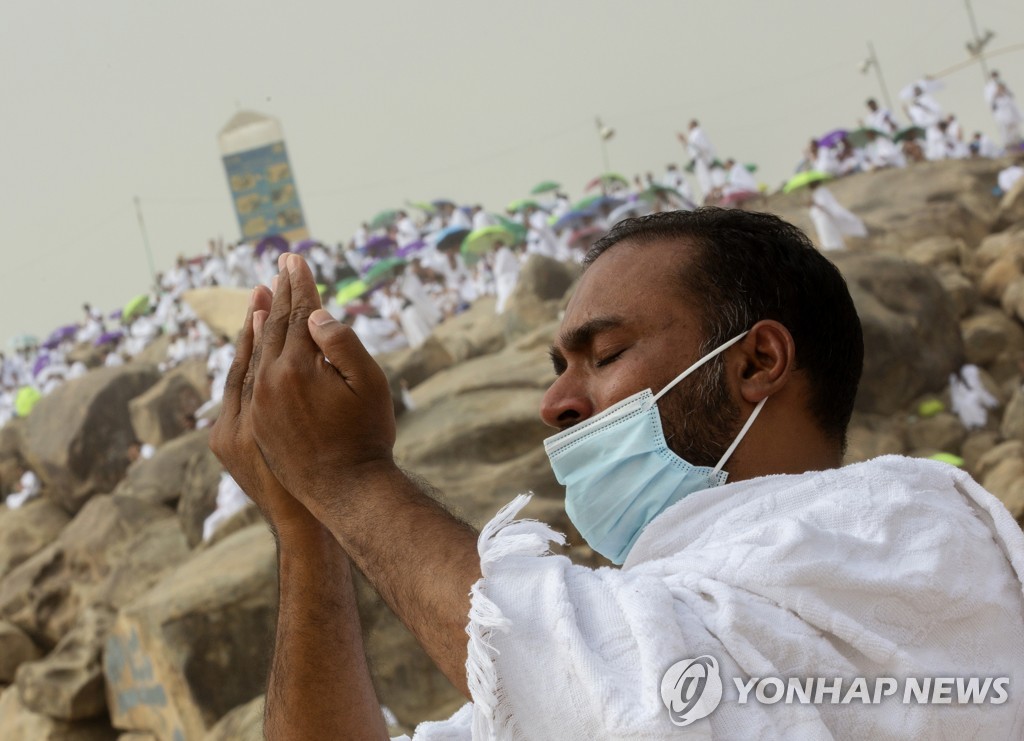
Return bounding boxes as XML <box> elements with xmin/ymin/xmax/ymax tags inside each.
<box><xmin>2</xmin><ymin>70</ymin><xmax>1021</xmax><ymax>520</ymax></box>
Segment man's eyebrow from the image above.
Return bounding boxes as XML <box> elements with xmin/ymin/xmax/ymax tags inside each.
<box><xmin>552</xmin><ymin>316</ymin><xmax>628</xmax><ymax>355</ymax></box>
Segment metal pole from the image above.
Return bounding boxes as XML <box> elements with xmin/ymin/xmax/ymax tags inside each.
<box><xmin>133</xmin><ymin>196</ymin><xmax>158</xmax><ymax>286</ymax></box>
<box><xmin>964</xmin><ymin>0</ymin><xmax>991</xmax><ymax>80</ymax></box>
<box><xmin>867</xmin><ymin>41</ymin><xmax>895</xmax><ymax>113</ymax></box>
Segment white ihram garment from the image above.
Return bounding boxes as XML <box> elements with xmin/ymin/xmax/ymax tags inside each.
<box><xmin>809</xmin><ymin>186</ymin><xmax>866</xmax><ymax>250</ymax></box>
<box><xmin>397</xmin><ymin>456</ymin><xmax>1024</xmax><ymax>740</ymax></box>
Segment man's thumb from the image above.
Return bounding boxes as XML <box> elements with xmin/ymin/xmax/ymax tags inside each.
<box><xmin>309</xmin><ymin>310</ymin><xmax>354</xmax><ymax>364</ymax></box>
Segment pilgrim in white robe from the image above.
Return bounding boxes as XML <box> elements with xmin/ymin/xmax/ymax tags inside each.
<box><xmin>396</xmin><ymin>456</ymin><xmax>1024</xmax><ymax>740</ymax></box>
<box><xmin>492</xmin><ymin>246</ymin><xmax>521</xmax><ymax>315</ymax></box>
<box><xmin>810</xmin><ymin>186</ymin><xmax>866</xmax><ymax>250</ymax></box>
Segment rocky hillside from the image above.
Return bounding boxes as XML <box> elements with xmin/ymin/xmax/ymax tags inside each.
<box><xmin>0</xmin><ymin>157</ymin><xmax>1022</xmax><ymax>739</ymax></box>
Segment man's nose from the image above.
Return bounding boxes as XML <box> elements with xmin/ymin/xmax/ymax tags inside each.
<box><xmin>539</xmin><ymin>375</ymin><xmax>594</xmax><ymax>430</ymax></box>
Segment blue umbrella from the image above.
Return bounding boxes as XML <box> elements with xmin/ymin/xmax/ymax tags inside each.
<box><xmin>552</xmin><ymin>209</ymin><xmax>597</xmax><ymax>232</ymax></box>
<box><xmin>432</xmin><ymin>226</ymin><xmax>471</xmax><ymax>251</ymax></box>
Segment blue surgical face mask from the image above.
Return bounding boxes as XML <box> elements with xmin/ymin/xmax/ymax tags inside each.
<box><xmin>543</xmin><ymin>332</ymin><xmax>767</xmax><ymax>565</ymax></box>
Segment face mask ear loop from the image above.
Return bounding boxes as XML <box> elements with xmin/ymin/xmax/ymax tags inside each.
<box><xmin>645</xmin><ymin>331</ymin><xmax>750</xmax><ymax>412</ymax></box>
<box><xmin>712</xmin><ymin>396</ymin><xmax>768</xmax><ymax>474</ymax></box>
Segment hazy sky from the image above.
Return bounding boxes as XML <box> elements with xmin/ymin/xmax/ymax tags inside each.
<box><xmin>2</xmin><ymin>0</ymin><xmax>1021</xmax><ymax>346</ymax></box>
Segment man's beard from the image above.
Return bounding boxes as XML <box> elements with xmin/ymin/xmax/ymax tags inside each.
<box><xmin>658</xmin><ymin>355</ymin><xmax>741</xmax><ymax>468</ymax></box>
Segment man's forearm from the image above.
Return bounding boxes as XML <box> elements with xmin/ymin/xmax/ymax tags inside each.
<box><xmin>310</xmin><ymin>462</ymin><xmax>481</xmax><ymax>698</ymax></box>
<box><xmin>267</xmin><ymin>523</ymin><xmax>388</xmax><ymax>740</ymax></box>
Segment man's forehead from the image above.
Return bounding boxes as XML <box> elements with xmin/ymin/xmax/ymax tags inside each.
<box><xmin>559</xmin><ymin>238</ymin><xmax>696</xmax><ymax>338</ymax></box>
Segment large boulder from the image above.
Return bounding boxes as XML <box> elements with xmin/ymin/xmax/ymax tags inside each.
<box><xmin>377</xmin><ymin>336</ymin><xmax>455</xmax><ymax>391</ymax></box>
<box><xmin>0</xmin><ymin>497</ymin><xmax>71</xmax><ymax>581</ymax></box>
<box><xmin>0</xmin><ymin>417</ymin><xmax>27</xmax><ymax>493</ymax></box>
<box><xmin>0</xmin><ymin>619</ymin><xmax>42</xmax><ymax>683</ymax></box>
<box><xmin>961</xmin><ymin>309</ymin><xmax>1024</xmax><ymax>368</ymax></box>
<box><xmin>502</xmin><ymin>255</ymin><xmax>577</xmax><ymax>340</ymax></box>
<box><xmin>202</xmin><ymin>695</ymin><xmax>263</xmax><ymax>741</ymax></box>
<box><xmin>21</xmin><ymin>365</ymin><xmax>161</xmax><ymax>514</ymax></box>
<box><xmin>15</xmin><ymin>605</ymin><xmax>113</xmax><ymax>720</ymax></box>
<box><xmin>833</xmin><ymin>253</ymin><xmax>964</xmax><ymax>415</ymax></box>
<box><xmin>113</xmin><ymin>430</ymin><xmax>210</xmax><ymax>507</ymax></box>
<box><xmin>105</xmin><ymin>524</ymin><xmax>276</xmax><ymax>740</ymax></box>
<box><xmin>176</xmin><ymin>446</ymin><xmax>222</xmax><ymax>548</ymax></box>
<box><xmin>128</xmin><ymin>363</ymin><xmax>206</xmax><ymax>448</ymax></box>
<box><xmin>182</xmin><ymin>287</ymin><xmax>250</xmax><ymax>342</ymax></box>
<box><xmin>431</xmin><ymin>295</ymin><xmax>506</xmax><ymax>362</ymax></box>
<box><xmin>1001</xmin><ymin>386</ymin><xmax>1024</xmax><ymax>443</ymax></box>
<box><xmin>0</xmin><ymin>687</ymin><xmax>116</xmax><ymax>741</ymax></box>
<box><xmin>0</xmin><ymin>495</ymin><xmax>175</xmax><ymax>647</ymax></box>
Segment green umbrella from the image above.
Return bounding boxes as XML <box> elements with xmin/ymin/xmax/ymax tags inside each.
<box><xmin>530</xmin><ymin>180</ymin><xmax>561</xmax><ymax>195</ymax></box>
<box><xmin>493</xmin><ymin>215</ymin><xmax>528</xmax><ymax>242</ymax></box>
<box><xmin>406</xmin><ymin>201</ymin><xmax>436</xmax><ymax>214</ymax></box>
<box><xmin>745</xmin><ymin>163</ymin><xmax>758</xmax><ymax>173</ymax></box>
<box><xmin>847</xmin><ymin>128</ymin><xmax>889</xmax><ymax>148</ymax></box>
<box><xmin>123</xmin><ymin>294</ymin><xmax>150</xmax><ymax>320</ymax></box>
<box><xmin>584</xmin><ymin>173</ymin><xmax>629</xmax><ymax>191</ymax></box>
<box><xmin>574</xmin><ymin>194</ymin><xmax>606</xmax><ymax>211</ymax></box>
<box><xmin>369</xmin><ymin>209</ymin><xmax>400</xmax><ymax>231</ymax></box>
<box><xmin>15</xmin><ymin>386</ymin><xmax>41</xmax><ymax>418</ymax></box>
<box><xmin>507</xmin><ymin>198</ymin><xmax>541</xmax><ymax>213</ymax></box>
<box><xmin>638</xmin><ymin>184</ymin><xmax>682</xmax><ymax>203</ymax></box>
<box><xmin>8</xmin><ymin>334</ymin><xmax>38</xmax><ymax>351</ymax></box>
<box><xmin>335</xmin><ymin>279</ymin><xmax>369</xmax><ymax>305</ymax></box>
<box><xmin>364</xmin><ymin>257</ymin><xmax>406</xmax><ymax>285</ymax></box>
<box><xmin>462</xmin><ymin>226</ymin><xmax>518</xmax><ymax>259</ymax></box>
<box><xmin>928</xmin><ymin>452</ymin><xmax>964</xmax><ymax>468</ymax></box>
<box><xmin>893</xmin><ymin>126</ymin><xmax>925</xmax><ymax>143</ymax></box>
<box><xmin>782</xmin><ymin>170</ymin><xmax>831</xmax><ymax>194</ymax></box>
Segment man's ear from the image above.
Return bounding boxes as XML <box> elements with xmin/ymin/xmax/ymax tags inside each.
<box><xmin>734</xmin><ymin>320</ymin><xmax>796</xmax><ymax>403</ymax></box>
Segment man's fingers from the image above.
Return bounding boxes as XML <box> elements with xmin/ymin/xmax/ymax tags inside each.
<box><xmin>283</xmin><ymin>253</ymin><xmax>323</xmax><ymax>354</ymax></box>
<box><xmin>260</xmin><ymin>261</ymin><xmax>293</xmax><ymax>360</ymax></box>
<box><xmin>244</xmin><ymin>309</ymin><xmax>270</xmax><ymax>406</ymax></box>
<box><xmin>220</xmin><ymin>290</ymin><xmax>257</xmax><ymax>418</ymax></box>
<box><xmin>308</xmin><ymin>310</ymin><xmax>377</xmax><ymax>386</ymax></box>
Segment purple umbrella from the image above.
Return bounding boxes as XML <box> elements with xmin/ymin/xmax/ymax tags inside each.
<box><xmin>362</xmin><ymin>235</ymin><xmax>397</xmax><ymax>258</ymax></box>
<box><xmin>396</xmin><ymin>239</ymin><xmax>428</xmax><ymax>258</ymax></box>
<box><xmin>255</xmin><ymin>234</ymin><xmax>289</xmax><ymax>257</ymax></box>
<box><xmin>109</xmin><ymin>308</ymin><xmax>122</xmax><ymax>320</ymax></box>
<box><xmin>294</xmin><ymin>239</ymin><xmax>321</xmax><ymax>254</ymax></box>
<box><xmin>33</xmin><ymin>354</ymin><xmax>50</xmax><ymax>377</ymax></box>
<box><xmin>95</xmin><ymin>330</ymin><xmax>124</xmax><ymax>347</ymax></box>
<box><xmin>42</xmin><ymin>324</ymin><xmax>79</xmax><ymax>350</ymax></box>
<box><xmin>553</xmin><ymin>209</ymin><xmax>597</xmax><ymax>232</ymax></box>
<box><xmin>817</xmin><ymin>129</ymin><xmax>848</xmax><ymax>148</ymax></box>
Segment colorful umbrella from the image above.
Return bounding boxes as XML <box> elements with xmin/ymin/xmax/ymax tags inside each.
<box><xmin>568</xmin><ymin>226</ymin><xmax>606</xmax><ymax>250</ymax></box>
<box><xmin>574</xmin><ymin>194</ymin><xmax>623</xmax><ymax>212</ymax></box>
<box><xmin>9</xmin><ymin>334</ymin><xmax>38</xmax><ymax>351</ymax></box>
<box><xmin>745</xmin><ymin>163</ymin><xmax>758</xmax><ymax>173</ymax></box>
<box><xmin>123</xmin><ymin>294</ymin><xmax>150</xmax><ymax>320</ymax></box>
<box><xmin>362</xmin><ymin>235</ymin><xmax>397</xmax><ymax>258</ymax></box>
<box><xmin>507</xmin><ymin>198</ymin><xmax>542</xmax><ymax>213</ymax></box>
<box><xmin>431</xmin><ymin>199</ymin><xmax>455</xmax><ymax>209</ymax></box>
<box><xmin>294</xmin><ymin>239</ymin><xmax>322</xmax><ymax>253</ymax></box>
<box><xmin>335</xmin><ymin>279</ymin><xmax>369</xmax><ymax>305</ymax></box>
<box><xmin>530</xmin><ymin>180</ymin><xmax>561</xmax><ymax>195</ymax></box>
<box><xmin>396</xmin><ymin>239</ymin><xmax>428</xmax><ymax>258</ymax></box>
<box><xmin>462</xmin><ymin>226</ymin><xmax>518</xmax><ymax>258</ymax></box>
<box><xmin>32</xmin><ymin>354</ymin><xmax>50</xmax><ymax>377</ymax></box>
<box><xmin>42</xmin><ymin>324</ymin><xmax>79</xmax><ymax>350</ymax></box>
<box><xmin>369</xmin><ymin>209</ymin><xmax>400</xmax><ymax>231</ymax></box>
<box><xmin>782</xmin><ymin>171</ymin><xmax>831</xmax><ymax>194</ymax></box>
<box><xmin>363</xmin><ymin>257</ymin><xmax>407</xmax><ymax>285</ymax></box>
<box><xmin>406</xmin><ymin>201</ymin><xmax>436</xmax><ymax>214</ymax></box>
<box><xmin>846</xmin><ymin>128</ymin><xmax>888</xmax><ymax>149</ymax></box>
<box><xmin>433</xmin><ymin>226</ymin><xmax>471</xmax><ymax>252</ymax></box>
<box><xmin>817</xmin><ymin>129</ymin><xmax>848</xmax><ymax>148</ymax></box>
<box><xmin>928</xmin><ymin>452</ymin><xmax>964</xmax><ymax>467</ymax></box>
<box><xmin>638</xmin><ymin>184</ymin><xmax>683</xmax><ymax>203</ymax></box>
<box><xmin>552</xmin><ymin>209</ymin><xmax>596</xmax><ymax>232</ymax></box>
<box><xmin>255</xmin><ymin>234</ymin><xmax>289</xmax><ymax>257</ymax></box>
<box><xmin>95</xmin><ymin>330</ymin><xmax>124</xmax><ymax>347</ymax></box>
<box><xmin>894</xmin><ymin>126</ymin><xmax>925</xmax><ymax>143</ymax></box>
<box><xmin>15</xmin><ymin>387</ymin><xmax>41</xmax><ymax>417</ymax></box>
<box><xmin>584</xmin><ymin>173</ymin><xmax>629</xmax><ymax>191</ymax></box>
<box><xmin>607</xmin><ymin>200</ymin><xmax>650</xmax><ymax>225</ymax></box>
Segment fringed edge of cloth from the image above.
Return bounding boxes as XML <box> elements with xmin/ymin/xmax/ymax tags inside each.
<box><xmin>465</xmin><ymin>493</ymin><xmax>566</xmax><ymax>740</ymax></box>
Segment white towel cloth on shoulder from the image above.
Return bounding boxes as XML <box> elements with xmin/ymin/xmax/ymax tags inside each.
<box><xmin>398</xmin><ymin>456</ymin><xmax>1024</xmax><ymax>740</ymax></box>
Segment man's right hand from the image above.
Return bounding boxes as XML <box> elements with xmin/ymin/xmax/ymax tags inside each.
<box><xmin>209</xmin><ymin>284</ymin><xmax>322</xmax><ymax>540</ymax></box>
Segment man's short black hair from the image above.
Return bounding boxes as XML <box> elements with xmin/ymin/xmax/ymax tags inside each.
<box><xmin>584</xmin><ymin>208</ymin><xmax>864</xmax><ymax>447</ymax></box>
